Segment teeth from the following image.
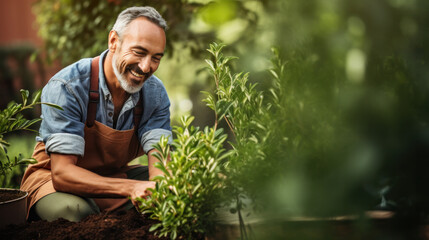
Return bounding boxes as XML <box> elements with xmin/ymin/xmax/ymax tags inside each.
<box><xmin>130</xmin><ymin>69</ymin><xmax>143</xmax><ymax>78</ymax></box>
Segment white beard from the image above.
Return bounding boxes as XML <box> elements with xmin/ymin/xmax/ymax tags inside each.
<box><xmin>112</xmin><ymin>53</ymin><xmax>144</xmax><ymax>94</ymax></box>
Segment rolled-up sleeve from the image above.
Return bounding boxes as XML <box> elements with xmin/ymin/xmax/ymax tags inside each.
<box><xmin>39</xmin><ymin>78</ymin><xmax>87</xmax><ymax>156</ymax></box>
<box><xmin>45</xmin><ymin>133</ymin><xmax>85</xmax><ymax>156</ymax></box>
<box><xmin>141</xmin><ymin>129</ymin><xmax>172</xmax><ymax>153</ymax></box>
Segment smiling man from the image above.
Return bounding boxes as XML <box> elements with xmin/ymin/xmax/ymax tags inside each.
<box><xmin>20</xmin><ymin>6</ymin><xmax>172</xmax><ymax>222</ymax></box>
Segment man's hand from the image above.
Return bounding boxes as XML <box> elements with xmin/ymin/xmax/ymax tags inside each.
<box><xmin>130</xmin><ymin>181</ymin><xmax>156</xmax><ymax>206</ymax></box>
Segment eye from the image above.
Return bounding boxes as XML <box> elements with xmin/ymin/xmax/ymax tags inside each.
<box><xmin>133</xmin><ymin>50</ymin><xmax>146</xmax><ymax>56</ymax></box>
<box><xmin>152</xmin><ymin>57</ymin><xmax>161</xmax><ymax>63</ymax></box>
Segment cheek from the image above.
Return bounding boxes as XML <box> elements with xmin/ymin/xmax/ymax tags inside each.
<box><xmin>151</xmin><ymin>63</ymin><xmax>160</xmax><ymax>72</ymax></box>
<box><xmin>115</xmin><ymin>51</ymin><xmax>135</xmax><ymax>74</ymax></box>
<box><xmin>117</xmin><ymin>58</ymin><xmax>128</xmax><ymax>74</ymax></box>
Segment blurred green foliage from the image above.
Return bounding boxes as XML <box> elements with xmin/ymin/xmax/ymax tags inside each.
<box><xmin>199</xmin><ymin>0</ymin><xmax>238</xmax><ymax>26</ymax></box>
<box><xmin>207</xmin><ymin>0</ymin><xmax>429</xmax><ymax>225</ymax></box>
<box><xmin>33</xmin><ymin>0</ymin><xmax>260</xmax><ymax>65</ymax></box>
<box><xmin>167</xmin><ymin>0</ymin><xmax>429</xmax><ymax>233</ymax></box>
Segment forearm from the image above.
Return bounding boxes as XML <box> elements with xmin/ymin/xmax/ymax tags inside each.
<box><xmin>51</xmin><ymin>153</ymin><xmax>143</xmax><ymax>198</ymax></box>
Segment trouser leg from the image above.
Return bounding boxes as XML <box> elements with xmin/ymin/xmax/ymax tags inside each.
<box><xmin>126</xmin><ymin>165</ymin><xmax>149</xmax><ymax>181</ymax></box>
<box><xmin>33</xmin><ymin>192</ymin><xmax>100</xmax><ymax>222</ymax></box>
<box><xmin>31</xmin><ymin>166</ymin><xmax>149</xmax><ymax>221</ymax></box>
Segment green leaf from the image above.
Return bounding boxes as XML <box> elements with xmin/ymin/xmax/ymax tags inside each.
<box><xmin>151</xmin><ymin>175</ymin><xmax>166</xmax><ymax>182</ymax></box>
<box><xmin>31</xmin><ymin>89</ymin><xmax>42</xmax><ymax>105</ymax></box>
<box><xmin>26</xmin><ymin>118</ymin><xmax>42</xmax><ymax>129</ymax></box>
<box><xmin>40</xmin><ymin>102</ymin><xmax>64</xmax><ymax>110</ymax></box>
<box><xmin>16</xmin><ymin>158</ymin><xmax>38</xmax><ymax>165</ymax></box>
<box><xmin>149</xmin><ymin>223</ymin><xmax>161</xmax><ymax>232</ymax></box>
<box><xmin>20</xmin><ymin>89</ymin><xmax>29</xmax><ymax>106</ymax></box>
<box><xmin>171</xmin><ymin>229</ymin><xmax>177</xmax><ymax>240</ymax></box>
<box><xmin>205</xmin><ymin>59</ymin><xmax>215</xmax><ymax>72</ymax></box>
<box><xmin>151</xmin><ymin>151</ymin><xmax>164</xmax><ymax>162</ymax></box>
<box><xmin>154</xmin><ymin>162</ymin><xmax>170</xmax><ymax>176</ymax></box>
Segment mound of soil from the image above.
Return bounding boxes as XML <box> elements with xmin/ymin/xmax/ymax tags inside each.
<box><xmin>0</xmin><ymin>209</ymin><xmax>169</xmax><ymax>240</ymax></box>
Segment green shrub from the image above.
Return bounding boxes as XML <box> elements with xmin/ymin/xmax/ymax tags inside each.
<box><xmin>137</xmin><ymin>43</ymin><xmax>269</xmax><ymax>239</ymax></box>
<box><xmin>137</xmin><ymin>116</ymin><xmax>231</xmax><ymax>239</ymax></box>
<box><xmin>0</xmin><ymin>89</ymin><xmax>62</xmax><ymax>188</ymax></box>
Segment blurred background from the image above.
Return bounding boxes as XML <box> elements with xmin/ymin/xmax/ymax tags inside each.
<box><xmin>0</xmin><ymin>0</ymin><xmax>61</xmax><ymax>109</ymax></box>
<box><xmin>1</xmin><ymin>0</ymin><xmax>429</xmax><ymax>238</ymax></box>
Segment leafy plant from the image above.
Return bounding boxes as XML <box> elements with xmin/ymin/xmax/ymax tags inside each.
<box><xmin>203</xmin><ymin>42</ymin><xmax>279</xmax><ymax>239</ymax></box>
<box><xmin>201</xmin><ymin>42</ymin><xmax>261</xmax><ymax>233</ymax></box>
<box><xmin>137</xmin><ymin>43</ymin><xmax>280</xmax><ymax>239</ymax></box>
<box><xmin>137</xmin><ymin>41</ymin><xmax>323</xmax><ymax>240</ymax></box>
<box><xmin>203</xmin><ymin>42</ymin><xmax>269</xmax><ymax>184</ymax></box>
<box><xmin>137</xmin><ymin>116</ymin><xmax>231</xmax><ymax>239</ymax></box>
<box><xmin>0</xmin><ymin>89</ymin><xmax>62</xmax><ymax>187</ymax></box>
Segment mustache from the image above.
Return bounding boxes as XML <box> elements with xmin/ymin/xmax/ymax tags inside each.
<box><xmin>127</xmin><ymin>64</ymin><xmax>149</xmax><ymax>77</ymax></box>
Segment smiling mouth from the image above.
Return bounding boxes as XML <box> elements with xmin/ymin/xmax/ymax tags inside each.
<box><xmin>130</xmin><ymin>69</ymin><xmax>144</xmax><ymax>78</ymax></box>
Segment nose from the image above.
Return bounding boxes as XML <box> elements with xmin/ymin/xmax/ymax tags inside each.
<box><xmin>138</xmin><ymin>57</ymin><xmax>151</xmax><ymax>74</ymax></box>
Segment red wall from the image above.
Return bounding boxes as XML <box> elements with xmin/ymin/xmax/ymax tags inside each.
<box><xmin>0</xmin><ymin>0</ymin><xmax>42</xmax><ymax>45</ymax></box>
<box><xmin>0</xmin><ymin>0</ymin><xmax>61</xmax><ymax>93</ymax></box>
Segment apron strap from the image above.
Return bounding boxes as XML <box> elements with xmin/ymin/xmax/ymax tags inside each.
<box><xmin>134</xmin><ymin>97</ymin><xmax>143</xmax><ymax>130</ymax></box>
<box><xmin>86</xmin><ymin>56</ymin><xmax>100</xmax><ymax>127</ymax></box>
<box><xmin>87</xmin><ymin>55</ymin><xmax>143</xmax><ymax>129</ymax></box>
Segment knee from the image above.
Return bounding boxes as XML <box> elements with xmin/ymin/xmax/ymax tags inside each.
<box><xmin>35</xmin><ymin>194</ymin><xmax>98</xmax><ymax>222</ymax></box>
<box><xmin>56</xmin><ymin>198</ymin><xmax>96</xmax><ymax>222</ymax></box>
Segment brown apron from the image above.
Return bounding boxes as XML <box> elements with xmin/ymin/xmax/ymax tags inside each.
<box><xmin>20</xmin><ymin>56</ymin><xmax>144</xmax><ymax>217</ymax></box>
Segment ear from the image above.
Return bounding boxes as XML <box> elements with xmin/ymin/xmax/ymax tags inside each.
<box><xmin>108</xmin><ymin>30</ymin><xmax>119</xmax><ymax>53</ymax></box>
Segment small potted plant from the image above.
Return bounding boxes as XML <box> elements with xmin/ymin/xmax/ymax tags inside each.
<box><xmin>0</xmin><ymin>89</ymin><xmax>61</xmax><ymax>228</ymax></box>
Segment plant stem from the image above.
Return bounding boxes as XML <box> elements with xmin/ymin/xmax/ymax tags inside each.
<box><xmin>223</xmin><ymin>116</ymin><xmax>236</xmax><ymax>139</ymax></box>
<box><xmin>237</xmin><ymin>195</ymin><xmax>249</xmax><ymax>240</ymax></box>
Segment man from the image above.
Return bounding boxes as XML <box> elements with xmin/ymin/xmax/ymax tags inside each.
<box><xmin>20</xmin><ymin>6</ymin><xmax>172</xmax><ymax>222</ymax></box>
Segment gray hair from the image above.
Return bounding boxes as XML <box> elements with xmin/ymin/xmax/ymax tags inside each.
<box><xmin>112</xmin><ymin>6</ymin><xmax>167</xmax><ymax>38</ymax></box>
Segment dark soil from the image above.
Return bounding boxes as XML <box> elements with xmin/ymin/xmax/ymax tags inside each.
<box><xmin>0</xmin><ymin>209</ymin><xmax>170</xmax><ymax>240</ymax></box>
<box><xmin>0</xmin><ymin>189</ymin><xmax>26</xmax><ymax>202</ymax></box>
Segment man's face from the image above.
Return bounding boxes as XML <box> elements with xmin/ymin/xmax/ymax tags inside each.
<box><xmin>111</xmin><ymin>17</ymin><xmax>166</xmax><ymax>93</ymax></box>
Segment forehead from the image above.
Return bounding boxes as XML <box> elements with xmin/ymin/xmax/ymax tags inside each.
<box><xmin>121</xmin><ymin>17</ymin><xmax>166</xmax><ymax>52</ymax></box>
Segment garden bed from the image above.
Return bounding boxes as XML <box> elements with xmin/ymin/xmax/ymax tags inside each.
<box><xmin>0</xmin><ymin>209</ymin><xmax>175</xmax><ymax>240</ymax></box>
<box><xmin>0</xmin><ymin>204</ymin><xmax>424</xmax><ymax>240</ymax></box>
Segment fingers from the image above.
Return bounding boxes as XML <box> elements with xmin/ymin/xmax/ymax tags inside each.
<box><xmin>130</xmin><ymin>181</ymin><xmax>156</xmax><ymax>205</ymax></box>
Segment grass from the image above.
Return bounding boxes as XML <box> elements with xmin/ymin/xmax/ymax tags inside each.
<box><xmin>129</xmin><ymin>155</ymin><xmax>148</xmax><ymax>166</ymax></box>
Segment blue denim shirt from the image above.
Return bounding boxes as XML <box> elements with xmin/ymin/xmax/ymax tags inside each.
<box><xmin>37</xmin><ymin>50</ymin><xmax>172</xmax><ymax>156</ymax></box>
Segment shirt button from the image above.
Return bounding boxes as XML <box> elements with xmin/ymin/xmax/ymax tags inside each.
<box><xmin>108</xmin><ymin>112</ymin><xmax>113</xmax><ymax>117</ymax></box>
